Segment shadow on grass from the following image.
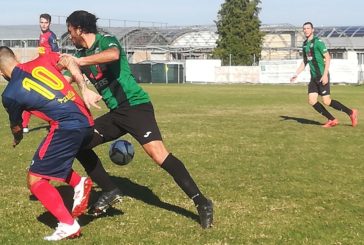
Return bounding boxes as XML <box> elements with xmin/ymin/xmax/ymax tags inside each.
<box><xmin>110</xmin><ymin>176</ymin><xmax>199</xmax><ymax>223</ymax></box>
<box><xmin>36</xmin><ymin>186</ymin><xmax>124</xmax><ymax>229</ymax></box>
<box><xmin>280</xmin><ymin>115</ymin><xmax>322</xmax><ymax>125</ymax></box>
<box><xmin>36</xmin><ymin>176</ymin><xmax>199</xmax><ymax>228</ymax></box>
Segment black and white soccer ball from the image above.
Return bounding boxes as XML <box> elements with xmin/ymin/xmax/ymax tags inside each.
<box><xmin>109</xmin><ymin>139</ymin><xmax>135</xmax><ymax>166</ymax></box>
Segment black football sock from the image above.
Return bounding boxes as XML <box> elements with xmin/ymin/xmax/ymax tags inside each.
<box><xmin>161</xmin><ymin>153</ymin><xmax>208</xmax><ymax>206</ymax></box>
<box><xmin>329</xmin><ymin>100</ymin><xmax>352</xmax><ymax>116</ymax></box>
<box><xmin>77</xmin><ymin>149</ymin><xmax>118</xmax><ymax>192</ymax></box>
<box><xmin>313</xmin><ymin>102</ymin><xmax>335</xmax><ymax>120</ymax></box>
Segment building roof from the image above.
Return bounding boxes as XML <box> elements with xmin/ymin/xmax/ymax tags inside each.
<box><xmin>316</xmin><ymin>26</ymin><xmax>364</xmax><ymax>38</ymax></box>
<box><xmin>0</xmin><ymin>24</ymin><xmax>67</xmax><ymax>39</ymax></box>
<box><xmin>1</xmin><ymin>24</ymin><xmax>364</xmax><ymax>51</ymax></box>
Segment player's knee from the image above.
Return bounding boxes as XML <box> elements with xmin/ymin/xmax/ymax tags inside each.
<box><xmin>143</xmin><ymin>142</ymin><xmax>169</xmax><ymax>165</ymax></box>
<box><xmin>322</xmin><ymin>99</ymin><xmax>331</xmax><ymax>106</ymax></box>
<box><xmin>26</xmin><ymin>173</ymin><xmax>44</xmax><ymax>190</ymax></box>
<box><xmin>308</xmin><ymin>99</ymin><xmax>316</xmax><ymax>106</ymax></box>
<box><xmin>153</xmin><ymin>152</ymin><xmax>169</xmax><ymax>165</ymax></box>
<box><xmin>148</xmin><ymin>150</ymin><xmax>169</xmax><ymax>165</ymax></box>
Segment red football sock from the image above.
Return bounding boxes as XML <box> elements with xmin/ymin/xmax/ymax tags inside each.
<box><xmin>30</xmin><ymin>179</ymin><xmax>74</xmax><ymax>225</ymax></box>
<box><xmin>65</xmin><ymin>169</ymin><xmax>81</xmax><ymax>188</ymax></box>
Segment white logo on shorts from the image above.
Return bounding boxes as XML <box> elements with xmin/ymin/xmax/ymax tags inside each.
<box><xmin>144</xmin><ymin>131</ymin><xmax>152</xmax><ymax>138</ymax></box>
<box><xmin>322</xmin><ymin>90</ymin><xmax>327</xmax><ymax>94</ymax></box>
<box><xmin>94</xmin><ymin>129</ymin><xmax>104</xmax><ymax>138</ymax></box>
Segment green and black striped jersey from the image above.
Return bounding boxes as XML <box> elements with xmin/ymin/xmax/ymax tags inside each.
<box><xmin>302</xmin><ymin>36</ymin><xmax>328</xmax><ymax>79</ymax></box>
<box><xmin>72</xmin><ymin>33</ymin><xmax>150</xmax><ymax>110</ymax></box>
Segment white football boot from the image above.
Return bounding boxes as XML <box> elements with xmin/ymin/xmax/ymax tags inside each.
<box><xmin>43</xmin><ymin>220</ymin><xmax>81</xmax><ymax>241</ymax></box>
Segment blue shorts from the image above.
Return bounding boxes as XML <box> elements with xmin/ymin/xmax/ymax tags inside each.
<box><xmin>29</xmin><ymin>127</ymin><xmax>93</xmax><ymax>181</ymax></box>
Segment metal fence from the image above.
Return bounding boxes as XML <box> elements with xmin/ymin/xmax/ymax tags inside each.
<box><xmin>130</xmin><ymin>63</ymin><xmax>184</xmax><ymax>83</ymax></box>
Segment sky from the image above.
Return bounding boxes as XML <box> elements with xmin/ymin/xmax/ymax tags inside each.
<box><xmin>0</xmin><ymin>0</ymin><xmax>362</xmax><ymax>27</ymax></box>
<box><xmin>260</xmin><ymin>0</ymin><xmax>364</xmax><ymax>27</ymax></box>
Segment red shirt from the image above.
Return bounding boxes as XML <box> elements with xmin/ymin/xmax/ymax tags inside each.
<box><xmin>3</xmin><ymin>52</ymin><xmax>94</xmax><ymax>129</ymax></box>
<box><xmin>39</xmin><ymin>30</ymin><xmax>59</xmax><ymax>55</ymax></box>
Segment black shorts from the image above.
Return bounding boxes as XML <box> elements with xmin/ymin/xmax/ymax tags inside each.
<box><xmin>308</xmin><ymin>76</ymin><xmax>330</xmax><ymax>96</ymax></box>
<box><xmin>93</xmin><ymin>102</ymin><xmax>162</xmax><ymax>145</ymax></box>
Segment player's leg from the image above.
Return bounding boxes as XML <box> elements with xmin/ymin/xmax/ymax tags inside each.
<box><xmin>28</xmin><ymin>127</ymin><xmax>93</xmax><ymax>240</ymax></box>
<box><xmin>323</xmin><ymin>96</ymin><xmax>358</xmax><ymax>127</ymax></box>
<box><xmin>65</xmin><ymin>169</ymin><xmax>93</xmax><ymax>218</ymax></box>
<box><xmin>327</xmin><ymin>97</ymin><xmax>352</xmax><ymax>114</ymax></box>
<box><xmin>308</xmin><ymin>80</ymin><xmax>336</xmax><ymax>127</ymax></box>
<box><xmin>77</xmin><ymin>148</ymin><xmax>123</xmax><ymax>216</ymax></box>
<box><xmin>27</xmin><ymin>174</ymin><xmax>77</xmax><ymax>225</ymax></box>
<box><xmin>142</xmin><ymin>140</ymin><xmax>209</xmax><ymax>206</ymax></box>
<box><xmin>65</xmin><ymin>130</ymin><xmax>95</xmax><ymax>217</ymax></box>
<box><xmin>309</xmin><ymin>92</ymin><xmax>335</xmax><ymax>120</ymax></box>
<box><xmin>77</xmin><ymin>112</ymin><xmax>125</xmax><ymax>215</ymax></box>
<box><xmin>319</xmin><ymin>78</ymin><xmax>357</xmax><ymax>126</ymax></box>
<box><xmin>142</xmin><ymin>140</ymin><xmax>213</xmax><ymax>228</ymax></box>
<box><xmin>27</xmin><ymin>173</ymin><xmax>80</xmax><ymax>240</ymax></box>
<box><xmin>89</xmin><ymin>102</ymin><xmax>213</xmax><ymax>227</ymax></box>
<box><xmin>124</xmin><ymin>102</ymin><xmax>213</xmax><ymax>228</ymax></box>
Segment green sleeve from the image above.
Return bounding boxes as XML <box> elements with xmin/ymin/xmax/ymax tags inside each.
<box><xmin>99</xmin><ymin>35</ymin><xmax>121</xmax><ymax>51</ymax></box>
<box><xmin>317</xmin><ymin>39</ymin><xmax>328</xmax><ymax>55</ymax></box>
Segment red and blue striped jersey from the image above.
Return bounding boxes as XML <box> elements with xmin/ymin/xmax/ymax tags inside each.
<box><xmin>2</xmin><ymin>53</ymin><xmax>94</xmax><ymax>130</ymax></box>
<box><xmin>39</xmin><ymin>30</ymin><xmax>59</xmax><ymax>55</ymax></box>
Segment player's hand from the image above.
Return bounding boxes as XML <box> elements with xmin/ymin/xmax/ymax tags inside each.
<box><xmin>81</xmin><ymin>87</ymin><xmax>102</xmax><ymax>109</ymax></box>
<box><xmin>13</xmin><ymin>138</ymin><xmax>22</xmax><ymax>148</ymax></box>
<box><xmin>11</xmin><ymin>125</ymin><xmax>23</xmax><ymax>148</ymax></box>
<box><xmin>320</xmin><ymin>74</ymin><xmax>329</xmax><ymax>85</ymax></box>
<box><xmin>290</xmin><ymin>74</ymin><xmax>297</xmax><ymax>83</ymax></box>
<box><xmin>60</xmin><ymin>53</ymin><xmax>81</xmax><ymax>66</ymax></box>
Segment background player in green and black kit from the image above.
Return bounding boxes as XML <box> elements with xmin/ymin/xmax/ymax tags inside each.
<box><xmin>64</xmin><ymin>10</ymin><xmax>213</xmax><ymax>229</ymax></box>
<box><xmin>290</xmin><ymin>22</ymin><xmax>358</xmax><ymax>128</ymax></box>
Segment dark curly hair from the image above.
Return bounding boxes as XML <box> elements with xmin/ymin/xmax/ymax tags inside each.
<box><xmin>66</xmin><ymin>10</ymin><xmax>98</xmax><ymax>34</ymax></box>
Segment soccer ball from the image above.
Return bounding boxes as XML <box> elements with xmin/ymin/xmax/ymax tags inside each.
<box><xmin>109</xmin><ymin>139</ymin><xmax>135</xmax><ymax>166</ymax></box>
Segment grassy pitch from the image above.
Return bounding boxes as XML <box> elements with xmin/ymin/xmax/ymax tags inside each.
<box><xmin>0</xmin><ymin>84</ymin><xmax>363</xmax><ymax>244</ymax></box>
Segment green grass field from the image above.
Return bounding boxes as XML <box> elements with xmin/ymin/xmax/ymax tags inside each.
<box><xmin>0</xmin><ymin>84</ymin><xmax>364</xmax><ymax>244</ymax></box>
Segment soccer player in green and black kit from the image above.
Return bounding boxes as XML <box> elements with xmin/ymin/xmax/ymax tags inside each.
<box><xmin>291</xmin><ymin>22</ymin><xmax>358</xmax><ymax>128</ymax></box>
<box><xmin>64</xmin><ymin>10</ymin><xmax>213</xmax><ymax>229</ymax></box>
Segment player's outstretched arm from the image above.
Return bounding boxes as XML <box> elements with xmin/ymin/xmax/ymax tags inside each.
<box><xmin>57</xmin><ymin>56</ymin><xmax>102</xmax><ymax>109</ymax></box>
<box><xmin>78</xmin><ymin>47</ymin><xmax>119</xmax><ymax>66</ymax></box>
<box><xmin>60</xmin><ymin>48</ymin><xmax>119</xmax><ymax>67</ymax></box>
<box><xmin>290</xmin><ymin>61</ymin><xmax>306</xmax><ymax>83</ymax></box>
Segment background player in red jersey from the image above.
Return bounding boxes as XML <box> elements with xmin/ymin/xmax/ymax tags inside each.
<box><xmin>38</xmin><ymin>13</ymin><xmax>59</xmax><ymax>55</ymax></box>
<box><xmin>0</xmin><ymin>46</ymin><xmax>101</xmax><ymax>241</ymax></box>
<box><xmin>23</xmin><ymin>13</ymin><xmax>60</xmax><ymax>133</ymax></box>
